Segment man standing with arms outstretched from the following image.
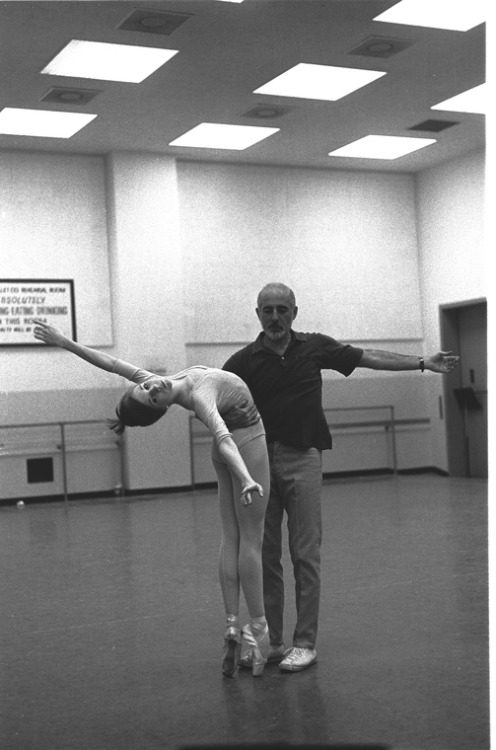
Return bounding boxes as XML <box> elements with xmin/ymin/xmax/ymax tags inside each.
<box><xmin>223</xmin><ymin>282</ymin><xmax>459</xmax><ymax>672</ymax></box>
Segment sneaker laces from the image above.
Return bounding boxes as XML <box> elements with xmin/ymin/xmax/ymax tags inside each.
<box><xmin>284</xmin><ymin>647</ymin><xmax>308</xmax><ymax>663</ymax></box>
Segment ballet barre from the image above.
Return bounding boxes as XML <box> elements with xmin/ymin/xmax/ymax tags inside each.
<box><xmin>188</xmin><ymin>405</ymin><xmax>432</xmax><ymax>488</ymax></box>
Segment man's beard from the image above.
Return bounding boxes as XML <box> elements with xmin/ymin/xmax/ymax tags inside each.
<box><xmin>266</xmin><ymin>328</ymin><xmax>285</xmax><ymax>339</ymax></box>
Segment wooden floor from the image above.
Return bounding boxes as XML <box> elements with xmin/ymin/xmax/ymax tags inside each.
<box><xmin>0</xmin><ymin>474</ymin><xmax>489</xmax><ymax>750</ymax></box>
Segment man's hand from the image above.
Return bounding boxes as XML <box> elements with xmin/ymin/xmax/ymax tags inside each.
<box><xmin>240</xmin><ymin>481</ymin><xmax>264</xmax><ymax>507</ymax></box>
<box><xmin>33</xmin><ymin>319</ymin><xmax>69</xmax><ymax>347</ymax></box>
<box><xmin>427</xmin><ymin>351</ymin><xmax>460</xmax><ymax>373</ymax></box>
<box><xmin>224</xmin><ymin>399</ymin><xmax>260</xmax><ymax>428</ymax></box>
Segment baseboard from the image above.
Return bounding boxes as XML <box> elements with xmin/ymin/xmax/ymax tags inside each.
<box><xmin>0</xmin><ymin>484</ymin><xmax>196</xmax><ymax>507</ymax></box>
<box><xmin>323</xmin><ymin>466</ymin><xmax>449</xmax><ymax>481</ymax></box>
<box><xmin>0</xmin><ymin>467</ymin><xmax>451</xmax><ymax>506</ymax></box>
<box><xmin>397</xmin><ymin>466</ymin><xmax>449</xmax><ymax>477</ymax></box>
<box><xmin>322</xmin><ymin>468</ymin><xmax>394</xmax><ymax>481</ymax></box>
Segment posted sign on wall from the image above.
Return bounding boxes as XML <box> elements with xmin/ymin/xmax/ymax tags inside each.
<box><xmin>0</xmin><ymin>279</ymin><xmax>76</xmax><ymax>346</ymax></box>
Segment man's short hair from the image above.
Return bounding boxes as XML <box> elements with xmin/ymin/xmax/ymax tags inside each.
<box><xmin>257</xmin><ymin>283</ymin><xmax>296</xmax><ymax>308</ymax></box>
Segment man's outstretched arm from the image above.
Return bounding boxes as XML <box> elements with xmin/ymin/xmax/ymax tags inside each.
<box><xmin>358</xmin><ymin>349</ymin><xmax>459</xmax><ymax>374</ymax></box>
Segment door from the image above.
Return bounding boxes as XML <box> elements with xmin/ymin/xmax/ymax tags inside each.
<box><xmin>441</xmin><ymin>300</ymin><xmax>487</xmax><ymax>478</ymax></box>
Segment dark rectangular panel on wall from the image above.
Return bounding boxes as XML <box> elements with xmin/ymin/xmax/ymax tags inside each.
<box><xmin>26</xmin><ymin>457</ymin><xmax>54</xmax><ymax>484</ymax></box>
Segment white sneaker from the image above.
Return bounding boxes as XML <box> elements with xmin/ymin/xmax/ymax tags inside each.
<box><xmin>279</xmin><ymin>646</ymin><xmax>317</xmax><ymax>672</ymax></box>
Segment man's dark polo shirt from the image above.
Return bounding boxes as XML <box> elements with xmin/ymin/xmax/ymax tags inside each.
<box><xmin>223</xmin><ymin>331</ymin><xmax>363</xmax><ymax>451</ymax></box>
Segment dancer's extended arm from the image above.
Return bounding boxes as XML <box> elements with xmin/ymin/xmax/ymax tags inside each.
<box><xmin>33</xmin><ymin>320</ymin><xmax>137</xmax><ymax>376</ymax></box>
<box><xmin>216</xmin><ymin>435</ymin><xmax>264</xmax><ymax>507</ymax></box>
<box><xmin>194</xmin><ymin>398</ymin><xmax>263</xmax><ymax>507</ymax></box>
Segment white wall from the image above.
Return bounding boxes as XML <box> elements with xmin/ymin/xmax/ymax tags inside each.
<box><xmin>0</xmin><ymin>147</ymin><xmax>486</xmax><ymax>498</ymax></box>
<box><xmin>416</xmin><ymin>149</ymin><xmax>486</xmax><ymax>469</ymax></box>
<box><xmin>177</xmin><ymin>160</ymin><xmax>435</xmax><ymax>471</ymax></box>
<box><xmin>0</xmin><ymin>151</ymin><xmax>112</xmax><ymax>360</ymax></box>
<box><xmin>177</xmin><ymin>162</ymin><xmax>423</xmax><ymax>343</ymax></box>
<box><xmin>1</xmin><ymin>150</ymin><xmax>190</xmax><ymax>492</ymax></box>
<box><xmin>105</xmin><ymin>152</ymin><xmax>189</xmax><ymax>490</ymax></box>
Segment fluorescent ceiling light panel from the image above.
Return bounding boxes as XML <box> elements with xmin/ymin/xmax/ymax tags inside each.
<box><xmin>41</xmin><ymin>40</ymin><xmax>178</xmax><ymax>83</ymax></box>
<box><xmin>169</xmin><ymin>123</ymin><xmax>279</xmax><ymax>150</ymax></box>
<box><xmin>328</xmin><ymin>135</ymin><xmax>436</xmax><ymax>160</ymax></box>
<box><xmin>373</xmin><ymin>0</ymin><xmax>486</xmax><ymax>31</ymax></box>
<box><xmin>431</xmin><ymin>83</ymin><xmax>487</xmax><ymax>114</ymax></box>
<box><xmin>0</xmin><ymin>107</ymin><xmax>96</xmax><ymax>138</ymax></box>
<box><xmin>254</xmin><ymin>63</ymin><xmax>386</xmax><ymax>101</ymax></box>
<box><xmin>216</xmin><ymin>0</ymin><xmax>244</xmax><ymax>3</ymax></box>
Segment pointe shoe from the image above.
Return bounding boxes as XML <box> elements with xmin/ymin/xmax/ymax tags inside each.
<box><xmin>241</xmin><ymin>623</ymin><xmax>269</xmax><ymax>677</ymax></box>
<box><xmin>239</xmin><ymin>642</ymin><xmax>285</xmax><ymax>669</ymax></box>
<box><xmin>222</xmin><ymin>625</ymin><xmax>242</xmax><ymax>677</ymax></box>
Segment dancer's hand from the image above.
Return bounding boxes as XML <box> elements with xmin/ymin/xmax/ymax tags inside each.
<box><xmin>241</xmin><ymin>481</ymin><xmax>264</xmax><ymax>507</ymax></box>
<box><xmin>33</xmin><ymin>319</ymin><xmax>69</xmax><ymax>347</ymax></box>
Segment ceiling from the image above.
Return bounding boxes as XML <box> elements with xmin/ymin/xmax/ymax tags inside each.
<box><xmin>0</xmin><ymin>0</ymin><xmax>487</xmax><ymax>173</ymax></box>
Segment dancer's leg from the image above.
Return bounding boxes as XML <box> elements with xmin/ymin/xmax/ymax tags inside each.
<box><xmin>212</xmin><ymin>451</ymin><xmax>241</xmax><ymax>616</ymax></box>
<box><xmin>233</xmin><ymin>433</ymin><xmax>270</xmax><ymax>675</ymax></box>
<box><xmin>233</xmin><ymin>434</ymin><xmax>270</xmax><ymax>618</ymax></box>
<box><xmin>212</xmin><ymin>449</ymin><xmax>243</xmax><ymax>677</ymax></box>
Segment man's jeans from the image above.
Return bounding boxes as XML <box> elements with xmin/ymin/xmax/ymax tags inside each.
<box><xmin>263</xmin><ymin>442</ymin><xmax>323</xmax><ymax>649</ymax></box>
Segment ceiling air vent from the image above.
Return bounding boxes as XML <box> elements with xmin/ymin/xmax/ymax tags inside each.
<box><xmin>408</xmin><ymin>119</ymin><xmax>459</xmax><ymax>133</ymax></box>
<box><xmin>40</xmin><ymin>87</ymin><xmax>101</xmax><ymax>105</ymax></box>
<box><xmin>347</xmin><ymin>36</ymin><xmax>414</xmax><ymax>59</ymax></box>
<box><xmin>118</xmin><ymin>8</ymin><xmax>193</xmax><ymax>36</ymax></box>
<box><xmin>242</xmin><ymin>104</ymin><xmax>293</xmax><ymax>120</ymax></box>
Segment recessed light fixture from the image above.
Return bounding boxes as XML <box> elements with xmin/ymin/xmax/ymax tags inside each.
<box><xmin>373</xmin><ymin>0</ymin><xmax>486</xmax><ymax>31</ymax></box>
<box><xmin>169</xmin><ymin>123</ymin><xmax>279</xmax><ymax>150</ymax></box>
<box><xmin>328</xmin><ymin>135</ymin><xmax>436</xmax><ymax>160</ymax></box>
<box><xmin>216</xmin><ymin>0</ymin><xmax>244</xmax><ymax>3</ymax></box>
<box><xmin>254</xmin><ymin>63</ymin><xmax>386</xmax><ymax>101</ymax></box>
<box><xmin>431</xmin><ymin>83</ymin><xmax>487</xmax><ymax>114</ymax></box>
<box><xmin>0</xmin><ymin>107</ymin><xmax>97</xmax><ymax>138</ymax></box>
<box><xmin>41</xmin><ymin>40</ymin><xmax>178</xmax><ymax>83</ymax></box>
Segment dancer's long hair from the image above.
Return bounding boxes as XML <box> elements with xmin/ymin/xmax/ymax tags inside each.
<box><xmin>108</xmin><ymin>387</ymin><xmax>168</xmax><ymax>435</ymax></box>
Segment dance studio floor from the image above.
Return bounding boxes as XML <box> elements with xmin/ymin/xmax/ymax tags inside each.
<box><xmin>0</xmin><ymin>474</ymin><xmax>489</xmax><ymax>750</ymax></box>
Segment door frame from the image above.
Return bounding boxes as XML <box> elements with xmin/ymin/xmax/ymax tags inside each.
<box><xmin>439</xmin><ymin>297</ymin><xmax>487</xmax><ymax>477</ymax></box>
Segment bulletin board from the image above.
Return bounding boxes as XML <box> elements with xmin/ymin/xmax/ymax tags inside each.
<box><xmin>0</xmin><ymin>279</ymin><xmax>76</xmax><ymax>346</ymax></box>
